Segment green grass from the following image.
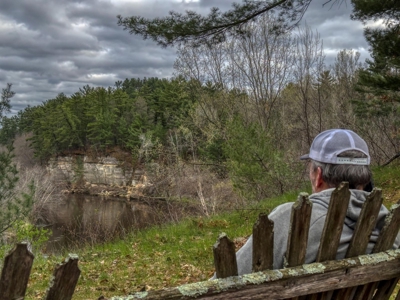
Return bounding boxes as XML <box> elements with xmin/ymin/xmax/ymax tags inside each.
<box><xmin>24</xmin><ymin>191</ymin><xmax>299</xmax><ymax>299</ymax></box>
<box><xmin>20</xmin><ymin>163</ymin><xmax>400</xmax><ymax>299</ymax></box>
<box><xmin>372</xmin><ymin>162</ymin><xmax>400</xmax><ymax>207</ymax></box>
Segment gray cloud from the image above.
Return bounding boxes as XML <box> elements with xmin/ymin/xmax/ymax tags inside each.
<box><xmin>301</xmin><ymin>0</ymin><xmax>369</xmax><ymax>65</ymax></box>
<box><xmin>0</xmin><ymin>0</ymin><xmax>370</xmax><ymax>116</ymax></box>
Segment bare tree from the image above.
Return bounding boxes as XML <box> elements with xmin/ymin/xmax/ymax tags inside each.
<box><xmin>175</xmin><ymin>13</ymin><xmax>296</xmax><ymax>131</ymax></box>
<box><xmin>290</xmin><ymin>25</ymin><xmax>325</xmax><ymax>146</ymax></box>
<box><xmin>330</xmin><ymin>49</ymin><xmax>361</xmax><ymax>128</ymax></box>
<box><xmin>226</xmin><ymin>15</ymin><xmax>296</xmax><ymax>129</ymax></box>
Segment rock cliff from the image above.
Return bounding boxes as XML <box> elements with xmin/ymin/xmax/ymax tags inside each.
<box><xmin>47</xmin><ymin>156</ymin><xmax>149</xmax><ymax>197</ymax></box>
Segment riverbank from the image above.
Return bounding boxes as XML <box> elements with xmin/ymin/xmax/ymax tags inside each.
<box><xmin>24</xmin><ymin>191</ymin><xmax>295</xmax><ymax>299</ymax></box>
<box><xmin>67</xmin><ymin>182</ymin><xmax>150</xmax><ymax>199</ymax></box>
<box><xmin>17</xmin><ymin>164</ymin><xmax>400</xmax><ymax>299</ymax></box>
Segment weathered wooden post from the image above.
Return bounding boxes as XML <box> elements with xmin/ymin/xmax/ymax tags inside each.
<box><xmin>0</xmin><ymin>243</ymin><xmax>34</xmax><ymax>300</ymax></box>
<box><xmin>333</xmin><ymin>188</ymin><xmax>384</xmax><ymax>299</ymax></box>
<box><xmin>213</xmin><ymin>233</ymin><xmax>237</xmax><ymax>278</ymax></box>
<box><xmin>285</xmin><ymin>192</ymin><xmax>312</xmax><ymax>268</ymax></box>
<box><xmin>252</xmin><ymin>213</ymin><xmax>274</xmax><ymax>272</ymax></box>
<box><xmin>285</xmin><ymin>193</ymin><xmax>312</xmax><ymax>300</ymax></box>
<box><xmin>316</xmin><ymin>182</ymin><xmax>350</xmax><ymax>262</ymax></box>
<box><xmin>309</xmin><ymin>182</ymin><xmax>350</xmax><ymax>300</ymax></box>
<box><xmin>353</xmin><ymin>201</ymin><xmax>400</xmax><ymax>300</ymax></box>
<box><xmin>45</xmin><ymin>254</ymin><xmax>81</xmax><ymax>300</ymax></box>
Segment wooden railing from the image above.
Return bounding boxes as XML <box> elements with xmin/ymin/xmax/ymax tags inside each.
<box><xmin>0</xmin><ymin>243</ymin><xmax>80</xmax><ymax>300</ymax></box>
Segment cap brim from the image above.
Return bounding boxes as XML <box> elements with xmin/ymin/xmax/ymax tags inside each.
<box><xmin>300</xmin><ymin>154</ymin><xmax>309</xmax><ymax>160</ymax></box>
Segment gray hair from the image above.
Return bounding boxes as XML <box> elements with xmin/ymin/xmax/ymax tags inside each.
<box><xmin>310</xmin><ymin>150</ymin><xmax>372</xmax><ymax>189</ymax></box>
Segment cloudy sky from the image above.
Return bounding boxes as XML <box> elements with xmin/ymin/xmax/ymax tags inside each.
<box><xmin>0</xmin><ymin>0</ymin><xmax>369</xmax><ymax>116</ymax></box>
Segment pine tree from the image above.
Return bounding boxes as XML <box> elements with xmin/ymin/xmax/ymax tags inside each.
<box><xmin>117</xmin><ymin>0</ymin><xmax>316</xmax><ymax>47</ymax></box>
<box><xmin>355</xmin><ymin>28</ymin><xmax>400</xmax><ymax>113</ymax></box>
<box><xmin>353</xmin><ymin>0</ymin><xmax>400</xmax><ymax>98</ymax></box>
<box><xmin>86</xmin><ymin>88</ymin><xmax>118</xmax><ymax>149</ymax></box>
<box><xmin>0</xmin><ymin>84</ymin><xmax>34</xmax><ymax>234</ymax></box>
<box><xmin>352</xmin><ymin>0</ymin><xmax>400</xmax><ymax>164</ymax></box>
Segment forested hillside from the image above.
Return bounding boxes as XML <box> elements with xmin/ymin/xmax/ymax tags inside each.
<box><xmin>1</xmin><ymin>14</ymin><xmax>399</xmax><ymax>202</ymax></box>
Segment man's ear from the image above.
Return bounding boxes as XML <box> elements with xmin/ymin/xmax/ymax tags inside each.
<box><xmin>315</xmin><ymin>167</ymin><xmax>324</xmax><ymax>188</ymax></box>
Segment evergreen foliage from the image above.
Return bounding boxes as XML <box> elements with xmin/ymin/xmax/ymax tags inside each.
<box><xmin>352</xmin><ymin>0</ymin><xmax>400</xmax><ymax>161</ymax></box>
<box><xmin>0</xmin><ymin>84</ymin><xmax>34</xmax><ymax>235</ymax></box>
<box><xmin>353</xmin><ymin>0</ymin><xmax>400</xmax><ymax>106</ymax></box>
<box><xmin>6</xmin><ymin>78</ymin><xmax>198</xmax><ymax>162</ymax></box>
<box><xmin>117</xmin><ymin>0</ymin><xmax>316</xmax><ymax>47</ymax></box>
<box><xmin>223</xmin><ymin>117</ymin><xmax>302</xmax><ymax>200</ymax></box>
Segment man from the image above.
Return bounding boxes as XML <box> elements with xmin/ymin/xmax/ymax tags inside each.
<box><xmin>235</xmin><ymin>128</ymin><xmax>398</xmax><ymax>275</ymax></box>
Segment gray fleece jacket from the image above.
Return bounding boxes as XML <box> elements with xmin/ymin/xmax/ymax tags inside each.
<box><xmin>235</xmin><ymin>188</ymin><xmax>399</xmax><ymax>275</ymax></box>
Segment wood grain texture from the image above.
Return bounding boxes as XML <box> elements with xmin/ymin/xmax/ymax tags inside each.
<box><xmin>285</xmin><ymin>192</ymin><xmax>312</xmax><ymax>268</ymax></box>
<box><xmin>373</xmin><ymin>201</ymin><xmax>400</xmax><ymax>253</ymax></box>
<box><xmin>213</xmin><ymin>233</ymin><xmax>238</xmax><ymax>279</ymax></box>
<box><xmin>335</xmin><ymin>188</ymin><xmax>384</xmax><ymax>299</ymax></box>
<box><xmin>372</xmin><ymin>278</ymin><xmax>399</xmax><ymax>300</ymax></box>
<box><xmin>0</xmin><ymin>243</ymin><xmax>34</xmax><ymax>300</ymax></box>
<box><xmin>353</xmin><ymin>201</ymin><xmax>400</xmax><ymax>300</ymax></box>
<box><xmin>45</xmin><ymin>254</ymin><xmax>81</xmax><ymax>300</ymax></box>
<box><xmin>316</xmin><ymin>182</ymin><xmax>350</xmax><ymax>262</ymax></box>
<box><xmin>307</xmin><ymin>183</ymin><xmax>350</xmax><ymax>300</ymax></box>
<box><xmin>252</xmin><ymin>213</ymin><xmax>274</xmax><ymax>272</ymax></box>
<box><xmin>346</xmin><ymin>188</ymin><xmax>383</xmax><ymax>258</ymax></box>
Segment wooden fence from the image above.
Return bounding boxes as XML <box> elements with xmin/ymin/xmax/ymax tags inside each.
<box><xmin>0</xmin><ymin>243</ymin><xmax>80</xmax><ymax>300</ymax></box>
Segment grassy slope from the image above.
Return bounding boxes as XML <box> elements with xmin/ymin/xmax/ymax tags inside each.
<box><xmin>25</xmin><ymin>164</ymin><xmax>400</xmax><ymax>299</ymax></box>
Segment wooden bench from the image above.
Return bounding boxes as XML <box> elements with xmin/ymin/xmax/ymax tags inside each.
<box><xmin>117</xmin><ymin>182</ymin><xmax>400</xmax><ymax>299</ymax></box>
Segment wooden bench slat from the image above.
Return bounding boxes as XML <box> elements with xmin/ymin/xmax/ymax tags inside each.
<box><xmin>0</xmin><ymin>243</ymin><xmax>34</xmax><ymax>300</ymax></box>
<box><xmin>252</xmin><ymin>213</ymin><xmax>274</xmax><ymax>272</ymax></box>
<box><xmin>316</xmin><ymin>182</ymin><xmax>350</xmax><ymax>262</ymax></box>
<box><xmin>285</xmin><ymin>192</ymin><xmax>312</xmax><ymax>268</ymax></box>
<box><xmin>332</xmin><ymin>189</ymin><xmax>384</xmax><ymax>299</ymax></box>
<box><xmin>373</xmin><ymin>202</ymin><xmax>400</xmax><ymax>253</ymax></box>
<box><xmin>371</xmin><ymin>278</ymin><xmax>399</xmax><ymax>300</ymax></box>
<box><xmin>45</xmin><ymin>254</ymin><xmax>81</xmax><ymax>300</ymax></box>
<box><xmin>353</xmin><ymin>282</ymin><xmax>375</xmax><ymax>300</ymax></box>
<box><xmin>213</xmin><ymin>233</ymin><xmax>237</xmax><ymax>278</ymax></box>
<box><xmin>309</xmin><ymin>291</ymin><xmax>333</xmax><ymax>300</ymax></box>
<box><xmin>285</xmin><ymin>193</ymin><xmax>312</xmax><ymax>300</ymax></box>
<box><xmin>305</xmin><ymin>184</ymin><xmax>351</xmax><ymax>300</ymax></box>
<box><xmin>346</xmin><ymin>188</ymin><xmax>384</xmax><ymax>258</ymax></box>
<box><xmin>353</xmin><ymin>202</ymin><xmax>400</xmax><ymax>300</ymax></box>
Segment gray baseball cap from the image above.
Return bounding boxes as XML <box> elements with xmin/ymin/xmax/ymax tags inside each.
<box><xmin>300</xmin><ymin>129</ymin><xmax>370</xmax><ymax>165</ymax></box>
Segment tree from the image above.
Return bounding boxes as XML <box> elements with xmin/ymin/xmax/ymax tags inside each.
<box><xmin>0</xmin><ymin>84</ymin><xmax>34</xmax><ymax>235</ymax></box>
<box><xmin>223</xmin><ymin>116</ymin><xmax>302</xmax><ymax>200</ymax></box>
<box><xmin>352</xmin><ymin>0</ymin><xmax>400</xmax><ymax>164</ymax></box>
<box><xmin>175</xmin><ymin>13</ymin><xmax>296</xmax><ymax>130</ymax></box>
<box><xmin>0</xmin><ymin>115</ymin><xmax>19</xmax><ymax>146</ymax></box>
<box><xmin>330</xmin><ymin>49</ymin><xmax>361</xmax><ymax>127</ymax></box>
<box><xmin>0</xmin><ymin>84</ymin><xmax>12</xmax><ymax>123</ymax></box>
<box><xmin>353</xmin><ymin>0</ymin><xmax>400</xmax><ymax>103</ymax></box>
<box><xmin>117</xmin><ymin>0</ymin><xmax>303</xmax><ymax>47</ymax></box>
<box><xmin>290</xmin><ymin>25</ymin><xmax>325</xmax><ymax>145</ymax></box>
<box><xmin>117</xmin><ymin>0</ymin><xmax>344</xmax><ymax>47</ymax></box>
<box><xmin>28</xmin><ymin>96</ymin><xmax>69</xmax><ymax>160</ymax></box>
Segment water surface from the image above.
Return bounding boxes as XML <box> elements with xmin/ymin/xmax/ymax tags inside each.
<box><xmin>45</xmin><ymin>194</ymin><xmax>165</xmax><ymax>252</ymax></box>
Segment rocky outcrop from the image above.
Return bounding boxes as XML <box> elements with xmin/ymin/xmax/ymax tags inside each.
<box><xmin>47</xmin><ymin>156</ymin><xmax>149</xmax><ymax>197</ymax></box>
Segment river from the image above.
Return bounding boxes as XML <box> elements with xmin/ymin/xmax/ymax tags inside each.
<box><xmin>45</xmin><ymin>194</ymin><xmax>172</xmax><ymax>252</ymax></box>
